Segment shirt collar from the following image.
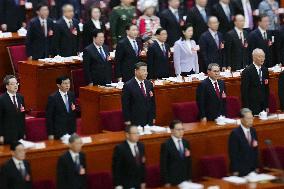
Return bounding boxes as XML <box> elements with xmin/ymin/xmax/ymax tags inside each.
<box><xmin>253</xmin><ymin>62</ymin><xmax>261</xmax><ymax>70</ymax></box>
<box><xmin>234</xmin><ymin>27</ymin><xmax>243</xmax><ymax>34</ymax></box>
<box><xmin>209</xmin><ymin>77</ymin><xmax>218</xmax><ymax>85</ymax></box>
<box><xmin>135</xmin><ymin>77</ymin><xmax>144</xmax><ymax>85</ymax></box>
<box><xmin>209</xmin><ymin>28</ymin><xmax>218</xmax><ymax>36</ymax></box>
<box><xmin>59</xmin><ymin>89</ymin><xmax>67</xmax><ymax>96</ymax></box>
<box><xmin>220</xmin><ymin>1</ymin><xmax>229</xmax><ymax>7</ymax></box>
<box><xmin>94</xmin><ymin>43</ymin><xmax>102</xmax><ymax>50</ymax></box>
<box><xmin>126</xmin><ymin>140</ymin><xmax>137</xmax><ymax>147</ymax></box>
<box><xmin>91</xmin><ymin>19</ymin><xmax>100</xmax><ymax>23</ymax></box>
<box><xmin>127</xmin><ymin>36</ymin><xmax>136</xmax><ymax>43</ymax></box>
<box><xmin>169</xmin><ymin>6</ymin><xmax>178</xmax><ymax>14</ymax></box>
<box><xmin>241</xmin><ymin>124</ymin><xmax>250</xmax><ymax>133</ymax></box>
<box><xmin>12</xmin><ymin>157</ymin><xmax>23</xmax><ymax>166</ymax></box>
<box><xmin>171</xmin><ymin>135</ymin><xmax>182</xmax><ymax>143</ymax></box>
<box><xmin>196</xmin><ymin>4</ymin><xmax>205</xmax><ymax>11</ymax></box>
<box><xmin>7</xmin><ymin>91</ymin><xmax>16</xmax><ymax>98</ymax></box>
<box><xmin>38</xmin><ymin>17</ymin><xmax>46</xmax><ymax>23</ymax></box>
<box><xmin>258</xmin><ymin>26</ymin><xmax>266</xmax><ymax>35</ymax></box>
<box><xmin>156</xmin><ymin>39</ymin><xmax>164</xmax><ymax>47</ymax></box>
<box><xmin>69</xmin><ymin>150</ymin><xmax>79</xmax><ymax>159</ymax></box>
<box><xmin>63</xmin><ymin>16</ymin><xmax>72</xmax><ymax>24</ymax></box>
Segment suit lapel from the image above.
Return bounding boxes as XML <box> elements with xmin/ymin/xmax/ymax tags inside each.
<box><xmin>181</xmin><ymin>40</ymin><xmax>191</xmax><ymax>54</ymax></box>
<box><xmin>207</xmin><ymin>32</ymin><xmax>219</xmax><ymax>49</ymax></box>
<box><xmin>169</xmin><ymin>138</ymin><xmax>181</xmax><ymax>158</ymax></box>
<box><xmin>126</xmin><ymin>38</ymin><xmax>138</xmax><ymax>57</ymax></box>
<box><xmin>93</xmin><ymin>44</ymin><xmax>106</xmax><ymax>63</ymax></box>
<box><xmin>56</xmin><ymin>91</ymin><xmax>68</xmax><ymax>113</ymax></box>
<box><xmin>133</xmin><ymin>78</ymin><xmax>146</xmax><ymax>99</ymax></box>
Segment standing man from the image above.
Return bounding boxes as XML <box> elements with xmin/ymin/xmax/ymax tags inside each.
<box><xmin>147</xmin><ymin>28</ymin><xmax>171</xmax><ymax>79</ymax></box>
<box><xmin>109</xmin><ymin>0</ymin><xmax>136</xmax><ymax>47</ymax></box>
<box><xmin>0</xmin><ymin>75</ymin><xmax>25</xmax><ymax>145</ymax></box>
<box><xmin>225</xmin><ymin>14</ymin><xmax>249</xmax><ymax>71</ymax></box>
<box><xmin>122</xmin><ymin>62</ymin><xmax>156</xmax><ymax>126</ymax></box>
<box><xmin>57</xmin><ymin>134</ymin><xmax>87</xmax><ymax>189</ymax></box>
<box><xmin>0</xmin><ymin>142</ymin><xmax>32</xmax><ymax>189</ymax></box>
<box><xmin>112</xmin><ymin>125</ymin><xmax>146</xmax><ymax>189</ymax></box>
<box><xmin>115</xmin><ymin>24</ymin><xmax>142</xmax><ymax>82</ymax></box>
<box><xmin>26</xmin><ymin>3</ymin><xmax>55</xmax><ymax>60</ymax></box>
<box><xmin>160</xmin><ymin>120</ymin><xmax>192</xmax><ymax>187</ymax></box>
<box><xmin>53</xmin><ymin>4</ymin><xmax>80</xmax><ymax>57</ymax></box>
<box><xmin>241</xmin><ymin>48</ymin><xmax>269</xmax><ymax>115</ymax></box>
<box><xmin>228</xmin><ymin>108</ymin><xmax>259</xmax><ymax>176</ymax></box>
<box><xmin>196</xmin><ymin>63</ymin><xmax>227</xmax><ymax>121</ymax></box>
<box><xmin>199</xmin><ymin>16</ymin><xmax>225</xmax><ymax>70</ymax></box>
<box><xmin>0</xmin><ymin>0</ymin><xmax>25</xmax><ymax>32</ymax></box>
<box><xmin>159</xmin><ymin>0</ymin><xmax>184</xmax><ymax>47</ymax></box>
<box><xmin>278</xmin><ymin>70</ymin><xmax>284</xmax><ymax>111</ymax></box>
<box><xmin>46</xmin><ymin>76</ymin><xmax>77</xmax><ymax>140</ymax></box>
<box><xmin>83</xmin><ymin>29</ymin><xmax>112</xmax><ymax>86</ymax></box>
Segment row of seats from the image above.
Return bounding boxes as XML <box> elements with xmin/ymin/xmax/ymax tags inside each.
<box><xmin>31</xmin><ymin>146</ymin><xmax>284</xmax><ymax>189</ymax></box>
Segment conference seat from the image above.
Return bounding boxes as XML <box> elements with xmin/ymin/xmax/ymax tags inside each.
<box><xmin>87</xmin><ymin>171</ymin><xmax>113</xmax><ymax>189</ymax></box>
<box><xmin>262</xmin><ymin>146</ymin><xmax>284</xmax><ymax>169</ymax></box>
<box><xmin>226</xmin><ymin>96</ymin><xmax>241</xmax><ymax>118</ymax></box>
<box><xmin>25</xmin><ymin>118</ymin><xmax>48</xmax><ymax>142</ymax></box>
<box><xmin>199</xmin><ymin>155</ymin><xmax>228</xmax><ymax>178</ymax></box>
<box><xmin>71</xmin><ymin>68</ymin><xmax>86</xmax><ymax>98</ymax></box>
<box><xmin>7</xmin><ymin>45</ymin><xmax>27</xmax><ymax>76</ymax></box>
<box><xmin>100</xmin><ymin>110</ymin><xmax>125</xmax><ymax>131</ymax></box>
<box><xmin>172</xmin><ymin>101</ymin><xmax>199</xmax><ymax>123</ymax></box>
<box><xmin>146</xmin><ymin>165</ymin><xmax>162</xmax><ymax>188</ymax></box>
<box><xmin>269</xmin><ymin>92</ymin><xmax>277</xmax><ymax>113</ymax></box>
<box><xmin>32</xmin><ymin>180</ymin><xmax>55</xmax><ymax>189</ymax></box>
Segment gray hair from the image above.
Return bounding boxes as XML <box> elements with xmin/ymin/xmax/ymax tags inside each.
<box><xmin>69</xmin><ymin>134</ymin><xmax>81</xmax><ymax>144</ymax></box>
<box><xmin>3</xmin><ymin>75</ymin><xmax>16</xmax><ymax>86</ymax></box>
<box><xmin>207</xmin><ymin>16</ymin><xmax>219</xmax><ymax>24</ymax></box>
<box><xmin>240</xmin><ymin>108</ymin><xmax>252</xmax><ymax>118</ymax></box>
<box><xmin>207</xmin><ymin>63</ymin><xmax>220</xmax><ymax>71</ymax></box>
<box><xmin>252</xmin><ymin>48</ymin><xmax>265</xmax><ymax>57</ymax></box>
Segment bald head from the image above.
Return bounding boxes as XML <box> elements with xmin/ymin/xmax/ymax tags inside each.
<box><xmin>62</xmin><ymin>4</ymin><xmax>74</xmax><ymax>19</ymax></box>
<box><xmin>234</xmin><ymin>14</ymin><xmax>245</xmax><ymax>30</ymax></box>
<box><xmin>208</xmin><ymin>16</ymin><xmax>219</xmax><ymax>31</ymax></box>
<box><xmin>252</xmin><ymin>48</ymin><xmax>265</xmax><ymax>66</ymax></box>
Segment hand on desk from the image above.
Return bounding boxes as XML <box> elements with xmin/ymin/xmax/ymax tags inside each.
<box><xmin>164</xmin><ymin>183</ymin><xmax>171</xmax><ymax>188</ymax></box>
<box><xmin>201</xmin><ymin>118</ymin><xmax>207</xmax><ymax>123</ymax></box>
<box><xmin>124</xmin><ymin>121</ymin><xmax>131</xmax><ymax>126</ymax></box>
<box><xmin>88</xmin><ymin>83</ymin><xmax>93</xmax><ymax>87</ymax></box>
<box><xmin>48</xmin><ymin>135</ymin><xmax>54</xmax><ymax>140</ymax></box>
<box><xmin>1</xmin><ymin>24</ymin><xmax>7</xmax><ymax>31</ymax></box>
<box><xmin>0</xmin><ymin>136</ymin><xmax>4</xmax><ymax>144</ymax></box>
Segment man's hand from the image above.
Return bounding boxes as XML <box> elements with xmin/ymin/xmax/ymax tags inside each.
<box><xmin>222</xmin><ymin>67</ymin><xmax>226</xmax><ymax>72</ymax></box>
<box><xmin>201</xmin><ymin>117</ymin><xmax>207</xmax><ymax>122</ymax></box>
<box><xmin>164</xmin><ymin>183</ymin><xmax>171</xmax><ymax>188</ymax></box>
<box><xmin>0</xmin><ymin>136</ymin><xmax>4</xmax><ymax>144</ymax></box>
<box><xmin>233</xmin><ymin>172</ymin><xmax>239</xmax><ymax>176</ymax></box>
<box><xmin>140</xmin><ymin>183</ymin><xmax>146</xmax><ymax>189</ymax></box>
<box><xmin>124</xmin><ymin>121</ymin><xmax>131</xmax><ymax>126</ymax></box>
<box><xmin>48</xmin><ymin>135</ymin><xmax>54</xmax><ymax>140</ymax></box>
<box><xmin>117</xmin><ymin>78</ymin><xmax>122</xmax><ymax>82</ymax></box>
<box><xmin>1</xmin><ymin>24</ymin><xmax>7</xmax><ymax>31</ymax></box>
<box><xmin>28</xmin><ymin>56</ymin><xmax>33</xmax><ymax>61</ymax></box>
<box><xmin>88</xmin><ymin>83</ymin><xmax>94</xmax><ymax>87</ymax></box>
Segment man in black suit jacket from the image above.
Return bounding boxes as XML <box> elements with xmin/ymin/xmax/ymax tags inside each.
<box><xmin>248</xmin><ymin>15</ymin><xmax>278</xmax><ymax>67</ymax></box>
<box><xmin>241</xmin><ymin>49</ymin><xmax>269</xmax><ymax>115</ymax></box>
<box><xmin>231</xmin><ymin>0</ymin><xmax>255</xmax><ymax>30</ymax></box>
<box><xmin>159</xmin><ymin>0</ymin><xmax>184</xmax><ymax>47</ymax></box>
<box><xmin>212</xmin><ymin>0</ymin><xmax>234</xmax><ymax>35</ymax></box>
<box><xmin>160</xmin><ymin>120</ymin><xmax>192</xmax><ymax>187</ymax></box>
<box><xmin>0</xmin><ymin>142</ymin><xmax>32</xmax><ymax>189</ymax></box>
<box><xmin>147</xmin><ymin>28</ymin><xmax>171</xmax><ymax>79</ymax></box>
<box><xmin>82</xmin><ymin>7</ymin><xmax>106</xmax><ymax>48</ymax></box>
<box><xmin>0</xmin><ymin>75</ymin><xmax>25</xmax><ymax>145</ymax></box>
<box><xmin>115</xmin><ymin>24</ymin><xmax>142</xmax><ymax>82</ymax></box>
<box><xmin>112</xmin><ymin>125</ymin><xmax>146</xmax><ymax>189</ymax></box>
<box><xmin>46</xmin><ymin>76</ymin><xmax>77</xmax><ymax>140</ymax></box>
<box><xmin>228</xmin><ymin>108</ymin><xmax>259</xmax><ymax>176</ymax></box>
<box><xmin>186</xmin><ymin>0</ymin><xmax>211</xmax><ymax>42</ymax></box>
<box><xmin>0</xmin><ymin>0</ymin><xmax>25</xmax><ymax>32</ymax></box>
<box><xmin>26</xmin><ymin>3</ymin><xmax>55</xmax><ymax>60</ymax></box>
<box><xmin>122</xmin><ymin>62</ymin><xmax>156</xmax><ymax>126</ymax></box>
<box><xmin>279</xmin><ymin>71</ymin><xmax>284</xmax><ymax>111</ymax></box>
<box><xmin>83</xmin><ymin>29</ymin><xmax>112</xmax><ymax>86</ymax></box>
<box><xmin>57</xmin><ymin>134</ymin><xmax>87</xmax><ymax>189</ymax></box>
<box><xmin>53</xmin><ymin>4</ymin><xmax>80</xmax><ymax>57</ymax></box>
<box><xmin>225</xmin><ymin>14</ymin><xmax>249</xmax><ymax>71</ymax></box>
<box><xmin>196</xmin><ymin>63</ymin><xmax>227</xmax><ymax>121</ymax></box>
<box><xmin>199</xmin><ymin>16</ymin><xmax>225</xmax><ymax>69</ymax></box>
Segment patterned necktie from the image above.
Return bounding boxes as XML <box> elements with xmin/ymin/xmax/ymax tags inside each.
<box><xmin>214</xmin><ymin>82</ymin><xmax>220</xmax><ymax>97</ymax></box>
<box><xmin>258</xmin><ymin>68</ymin><xmax>262</xmax><ymax>83</ymax></box>
<box><xmin>178</xmin><ymin>140</ymin><xmax>184</xmax><ymax>158</ymax></box>
<box><xmin>133</xmin><ymin>40</ymin><xmax>138</xmax><ymax>56</ymax></box>
<box><xmin>134</xmin><ymin>145</ymin><xmax>140</xmax><ymax>164</ymax></box>
<box><xmin>162</xmin><ymin>43</ymin><xmax>166</xmax><ymax>56</ymax></box>
<box><xmin>140</xmin><ymin>82</ymin><xmax>146</xmax><ymax>97</ymax></box>
<box><xmin>69</xmin><ymin>21</ymin><xmax>73</xmax><ymax>29</ymax></box>
<box><xmin>200</xmin><ymin>9</ymin><xmax>207</xmax><ymax>23</ymax></box>
<box><xmin>263</xmin><ymin>32</ymin><xmax>267</xmax><ymax>40</ymax></box>
<box><xmin>225</xmin><ymin>6</ymin><xmax>231</xmax><ymax>21</ymax></box>
<box><xmin>99</xmin><ymin>47</ymin><xmax>106</xmax><ymax>60</ymax></box>
<box><xmin>75</xmin><ymin>155</ymin><xmax>80</xmax><ymax>171</ymax></box>
<box><xmin>174</xmin><ymin>10</ymin><xmax>179</xmax><ymax>22</ymax></box>
<box><xmin>246</xmin><ymin>130</ymin><xmax>252</xmax><ymax>146</ymax></box>
<box><xmin>215</xmin><ymin>33</ymin><xmax>220</xmax><ymax>48</ymax></box>
<box><xmin>64</xmin><ymin>94</ymin><xmax>70</xmax><ymax>112</ymax></box>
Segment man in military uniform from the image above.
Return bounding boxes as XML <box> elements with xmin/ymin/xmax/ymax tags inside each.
<box><xmin>109</xmin><ymin>0</ymin><xmax>136</xmax><ymax>47</ymax></box>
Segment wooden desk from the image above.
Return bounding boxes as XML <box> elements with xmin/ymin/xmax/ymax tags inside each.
<box><xmin>0</xmin><ymin>119</ymin><xmax>283</xmax><ymax>183</ymax></box>
<box><xmin>18</xmin><ymin>60</ymin><xmax>82</xmax><ymax>111</ymax></box>
<box><xmin>0</xmin><ymin>33</ymin><xmax>25</xmax><ymax>80</ymax></box>
<box><xmin>80</xmin><ymin>73</ymin><xmax>280</xmax><ymax>134</ymax></box>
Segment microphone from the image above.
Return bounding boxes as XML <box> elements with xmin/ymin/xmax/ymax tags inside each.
<box><xmin>264</xmin><ymin>139</ymin><xmax>284</xmax><ymax>183</ymax></box>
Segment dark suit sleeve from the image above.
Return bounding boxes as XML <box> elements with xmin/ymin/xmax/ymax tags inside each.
<box><xmin>185</xmin><ymin>141</ymin><xmax>192</xmax><ymax>180</ymax></box>
<box><xmin>46</xmin><ymin>95</ymin><xmax>56</xmax><ymax>136</ymax></box>
<box><xmin>241</xmin><ymin>69</ymin><xmax>250</xmax><ymax>108</ymax></box>
<box><xmin>56</xmin><ymin>156</ymin><xmax>68</xmax><ymax>189</ymax></box>
<box><xmin>252</xmin><ymin>129</ymin><xmax>259</xmax><ymax>169</ymax></box>
<box><xmin>228</xmin><ymin>131</ymin><xmax>239</xmax><ymax>173</ymax></box>
<box><xmin>199</xmin><ymin>36</ymin><xmax>209</xmax><ymax>67</ymax></box>
<box><xmin>146</xmin><ymin>45</ymin><xmax>155</xmax><ymax>79</ymax></box>
<box><xmin>52</xmin><ymin>23</ymin><xmax>60</xmax><ymax>55</ymax></box>
<box><xmin>196</xmin><ymin>83</ymin><xmax>206</xmax><ymax>119</ymax></box>
<box><xmin>114</xmin><ymin>41</ymin><xmax>124</xmax><ymax>79</ymax></box>
<box><xmin>278</xmin><ymin>72</ymin><xmax>284</xmax><ymax>110</ymax></box>
<box><xmin>224</xmin><ymin>33</ymin><xmax>233</xmax><ymax>68</ymax></box>
<box><xmin>160</xmin><ymin>142</ymin><xmax>170</xmax><ymax>184</ymax></box>
<box><xmin>0</xmin><ymin>97</ymin><xmax>4</xmax><ymax>136</ymax></box>
<box><xmin>112</xmin><ymin>145</ymin><xmax>123</xmax><ymax>187</ymax></box>
<box><xmin>159</xmin><ymin>12</ymin><xmax>167</xmax><ymax>31</ymax></box>
<box><xmin>83</xmin><ymin>48</ymin><xmax>92</xmax><ymax>84</ymax></box>
<box><xmin>264</xmin><ymin>70</ymin><xmax>269</xmax><ymax>109</ymax></box>
<box><xmin>121</xmin><ymin>84</ymin><xmax>131</xmax><ymax>122</ymax></box>
<box><xmin>0</xmin><ymin>164</ymin><xmax>9</xmax><ymax>189</ymax></box>
<box><xmin>25</xmin><ymin>22</ymin><xmax>34</xmax><ymax>57</ymax></box>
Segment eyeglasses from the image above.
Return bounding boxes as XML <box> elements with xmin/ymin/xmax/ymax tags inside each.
<box><xmin>8</xmin><ymin>83</ymin><xmax>19</xmax><ymax>86</ymax></box>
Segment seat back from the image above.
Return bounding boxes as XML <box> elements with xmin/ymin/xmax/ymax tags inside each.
<box><xmin>87</xmin><ymin>171</ymin><xmax>113</xmax><ymax>189</ymax></box>
<box><xmin>146</xmin><ymin>165</ymin><xmax>162</xmax><ymax>187</ymax></box>
<box><xmin>7</xmin><ymin>45</ymin><xmax>27</xmax><ymax>75</ymax></box>
<box><xmin>71</xmin><ymin>68</ymin><xmax>86</xmax><ymax>98</ymax></box>
<box><xmin>100</xmin><ymin>110</ymin><xmax>125</xmax><ymax>131</ymax></box>
<box><xmin>269</xmin><ymin>92</ymin><xmax>277</xmax><ymax>113</ymax></box>
<box><xmin>25</xmin><ymin>118</ymin><xmax>48</xmax><ymax>142</ymax></box>
<box><xmin>199</xmin><ymin>155</ymin><xmax>227</xmax><ymax>178</ymax></box>
<box><xmin>172</xmin><ymin>101</ymin><xmax>199</xmax><ymax>123</ymax></box>
<box><xmin>32</xmin><ymin>180</ymin><xmax>55</xmax><ymax>189</ymax></box>
<box><xmin>226</xmin><ymin>96</ymin><xmax>241</xmax><ymax>118</ymax></box>
<box><xmin>262</xmin><ymin>146</ymin><xmax>284</xmax><ymax>169</ymax></box>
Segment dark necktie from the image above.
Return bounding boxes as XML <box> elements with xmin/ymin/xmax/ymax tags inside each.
<box><xmin>215</xmin><ymin>33</ymin><xmax>219</xmax><ymax>48</ymax></box>
<box><xmin>134</xmin><ymin>145</ymin><xmax>140</xmax><ymax>164</ymax></box>
<box><xmin>99</xmin><ymin>47</ymin><xmax>106</xmax><ymax>60</ymax></box>
<box><xmin>246</xmin><ymin>130</ymin><xmax>252</xmax><ymax>146</ymax></box>
<box><xmin>12</xmin><ymin>95</ymin><xmax>18</xmax><ymax>109</ymax></box>
<box><xmin>240</xmin><ymin>32</ymin><xmax>244</xmax><ymax>45</ymax></box>
<box><xmin>133</xmin><ymin>40</ymin><xmax>138</xmax><ymax>56</ymax></box>
<box><xmin>69</xmin><ymin>21</ymin><xmax>73</xmax><ymax>29</ymax></box>
<box><xmin>263</xmin><ymin>32</ymin><xmax>267</xmax><ymax>40</ymax></box>
<box><xmin>19</xmin><ymin>162</ymin><xmax>26</xmax><ymax>178</ymax></box>
<box><xmin>178</xmin><ymin>140</ymin><xmax>184</xmax><ymax>158</ymax></box>
<box><xmin>140</xmin><ymin>82</ymin><xmax>146</xmax><ymax>97</ymax></box>
<box><xmin>258</xmin><ymin>68</ymin><xmax>262</xmax><ymax>84</ymax></box>
<box><xmin>214</xmin><ymin>82</ymin><xmax>220</xmax><ymax>97</ymax></box>
<box><xmin>64</xmin><ymin>94</ymin><xmax>70</xmax><ymax>112</ymax></box>
<box><xmin>42</xmin><ymin>21</ymin><xmax>47</xmax><ymax>37</ymax></box>
<box><xmin>75</xmin><ymin>155</ymin><xmax>80</xmax><ymax>171</ymax></box>
<box><xmin>162</xmin><ymin>43</ymin><xmax>166</xmax><ymax>56</ymax></box>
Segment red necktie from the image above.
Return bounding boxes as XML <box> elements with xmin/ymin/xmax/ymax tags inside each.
<box><xmin>214</xmin><ymin>82</ymin><xmax>220</xmax><ymax>98</ymax></box>
<box><xmin>140</xmin><ymin>82</ymin><xmax>146</xmax><ymax>97</ymax></box>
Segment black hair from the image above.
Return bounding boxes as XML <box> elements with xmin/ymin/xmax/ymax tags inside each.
<box><xmin>92</xmin><ymin>29</ymin><xmax>104</xmax><ymax>38</ymax></box>
<box><xmin>134</xmin><ymin>62</ymin><xmax>147</xmax><ymax>70</ymax></box>
<box><xmin>10</xmin><ymin>141</ymin><xmax>23</xmax><ymax>151</ymax></box>
<box><xmin>181</xmin><ymin>24</ymin><xmax>193</xmax><ymax>40</ymax></box>
<box><xmin>125</xmin><ymin>24</ymin><xmax>137</xmax><ymax>31</ymax></box>
<box><xmin>155</xmin><ymin>28</ymin><xmax>166</xmax><ymax>35</ymax></box>
<box><xmin>258</xmin><ymin>14</ymin><xmax>268</xmax><ymax>22</ymax></box>
<box><xmin>56</xmin><ymin>76</ymin><xmax>70</xmax><ymax>85</ymax></box>
<box><xmin>169</xmin><ymin>120</ymin><xmax>182</xmax><ymax>129</ymax></box>
<box><xmin>36</xmin><ymin>2</ymin><xmax>48</xmax><ymax>11</ymax></box>
<box><xmin>125</xmin><ymin>125</ymin><xmax>138</xmax><ymax>133</ymax></box>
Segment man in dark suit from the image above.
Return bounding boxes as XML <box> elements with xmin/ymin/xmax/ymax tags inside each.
<box><xmin>231</xmin><ymin>0</ymin><xmax>255</xmax><ymax>31</ymax></box>
<box><xmin>57</xmin><ymin>134</ymin><xmax>87</xmax><ymax>189</ymax></box>
<box><xmin>196</xmin><ymin>63</ymin><xmax>227</xmax><ymax>121</ymax></box>
<box><xmin>186</xmin><ymin>0</ymin><xmax>211</xmax><ymax>42</ymax></box>
<box><xmin>0</xmin><ymin>0</ymin><xmax>25</xmax><ymax>32</ymax></box>
<box><xmin>26</xmin><ymin>3</ymin><xmax>55</xmax><ymax>60</ymax></box>
<box><xmin>159</xmin><ymin>0</ymin><xmax>184</xmax><ymax>47</ymax></box>
<box><xmin>160</xmin><ymin>120</ymin><xmax>192</xmax><ymax>187</ymax></box>
<box><xmin>82</xmin><ymin>7</ymin><xmax>106</xmax><ymax>48</ymax></box>
<box><xmin>0</xmin><ymin>75</ymin><xmax>25</xmax><ymax>145</ymax></box>
<box><xmin>241</xmin><ymin>49</ymin><xmax>269</xmax><ymax>115</ymax></box>
<box><xmin>46</xmin><ymin>76</ymin><xmax>77</xmax><ymax>140</ymax></box>
<box><xmin>278</xmin><ymin>71</ymin><xmax>284</xmax><ymax>111</ymax></box>
<box><xmin>248</xmin><ymin>14</ymin><xmax>278</xmax><ymax>67</ymax></box>
<box><xmin>212</xmin><ymin>0</ymin><xmax>234</xmax><ymax>35</ymax></box>
<box><xmin>83</xmin><ymin>29</ymin><xmax>112</xmax><ymax>86</ymax></box>
<box><xmin>115</xmin><ymin>24</ymin><xmax>142</xmax><ymax>82</ymax></box>
<box><xmin>225</xmin><ymin>14</ymin><xmax>249</xmax><ymax>71</ymax></box>
<box><xmin>112</xmin><ymin>125</ymin><xmax>146</xmax><ymax>189</ymax></box>
<box><xmin>199</xmin><ymin>16</ymin><xmax>225</xmax><ymax>69</ymax></box>
<box><xmin>53</xmin><ymin>4</ymin><xmax>80</xmax><ymax>57</ymax></box>
<box><xmin>0</xmin><ymin>142</ymin><xmax>32</xmax><ymax>189</ymax></box>
<box><xmin>228</xmin><ymin>108</ymin><xmax>259</xmax><ymax>176</ymax></box>
<box><xmin>122</xmin><ymin>62</ymin><xmax>156</xmax><ymax>126</ymax></box>
<box><xmin>147</xmin><ymin>28</ymin><xmax>171</xmax><ymax>79</ymax></box>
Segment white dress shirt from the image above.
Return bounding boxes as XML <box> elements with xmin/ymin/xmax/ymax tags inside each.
<box><xmin>7</xmin><ymin>91</ymin><xmax>18</xmax><ymax>108</ymax></box>
<box><xmin>92</xmin><ymin>19</ymin><xmax>101</xmax><ymax>29</ymax></box>
<box><xmin>241</xmin><ymin>124</ymin><xmax>251</xmax><ymax>141</ymax></box>
<box><xmin>209</xmin><ymin>77</ymin><xmax>220</xmax><ymax>91</ymax></box>
<box><xmin>94</xmin><ymin>43</ymin><xmax>106</xmax><ymax>58</ymax></box>
<box><xmin>209</xmin><ymin>28</ymin><xmax>218</xmax><ymax>39</ymax></box>
<box><xmin>63</xmin><ymin>16</ymin><xmax>73</xmax><ymax>28</ymax></box>
<box><xmin>156</xmin><ymin>39</ymin><xmax>166</xmax><ymax>53</ymax></box>
<box><xmin>69</xmin><ymin>150</ymin><xmax>80</xmax><ymax>163</ymax></box>
<box><xmin>39</xmin><ymin>17</ymin><xmax>47</xmax><ymax>36</ymax></box>
<box><xmin>235</xmin><ymin>27</ymin><xmax>244</xmax><ymax>42</ymax></box>
<box><xmin>135</xmin><ymin>77</ymin><xmax>146</xmax><ymax>94</ymax></box>
<box><xmin>220</xmin><ymin>2</ymin><xmax>231</xmax><ymax>18</ymax></box>
<box><xmin>127</xmin><ymin>36</ymin><xmax>138</xmax><ymax>52</ymax></box>
<box><xmin>59</xmin><ymin>90</ymin><xmax>68</xmax><ymax>105</ymax></box>
<box><xmin>185</xmin><ymin>39</ymin><xmax>192</xmax><ymax>53</ymax></box>
<box><xmin>258</xmin><ymin>26</ymin><xmax>267</xmax><ymax>40</ymax></box>
<box><xmin>12</xmin><ymin>157</ymin><xmax>25</xmax><ymax>171</ymax></box>
<box><xmin>127</xmin><ymin>140</ymin><xmax>138</xmax><ymax>157</ymax></box>
<box><xmin>171</xmin><ymin>135</ymin><xmax>184</xmax><ymax>152</ymax></box>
